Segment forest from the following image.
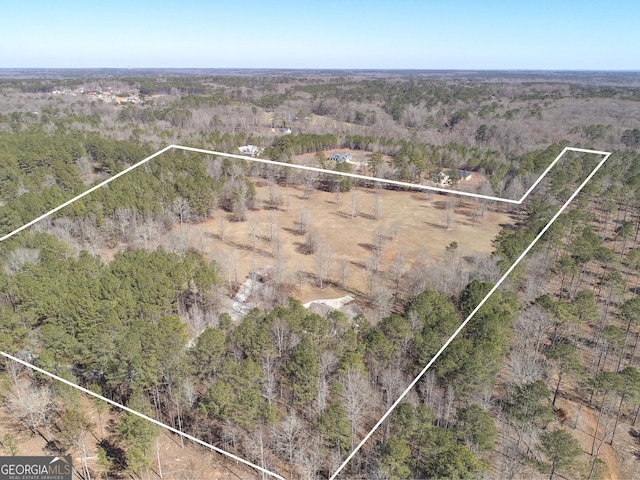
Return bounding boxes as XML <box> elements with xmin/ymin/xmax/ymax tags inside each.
<box><xmin>1</xmin><ymin>71</ymin><xmax>640</xmax><ymax>479</ymax></box>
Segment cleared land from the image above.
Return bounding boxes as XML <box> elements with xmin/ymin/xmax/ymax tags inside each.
<box><xmin>98</xmin><ymin>177</ymin><xmax>511</xmax><ymax>314</ymax></box>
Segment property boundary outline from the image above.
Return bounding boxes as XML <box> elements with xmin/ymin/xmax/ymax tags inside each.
<box><xmin>0</xmin><ymin>145</ymin><xmax>611</xmax><ymax>479</ymax></box>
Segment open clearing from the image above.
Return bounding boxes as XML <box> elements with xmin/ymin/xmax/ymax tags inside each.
<box><xmin>140</xmin><ymin>180</ymin><xmax>511</xmax><ymax>308</ymax></box>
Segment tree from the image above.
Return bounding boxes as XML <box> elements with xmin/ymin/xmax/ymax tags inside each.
<box><xmin>424</xmin><ymin>430</ymin><xmax>487</xmax><ymax>479</ymax></box>
<box><xmin>619</xmin><ymin>297</ymin><xmax>640</xmax><ymax>364</ymax></box>
<box><xmin>475</xmin><ymin>124</ymin><xmax>489</xmax><ymax>143</ymax></box>
<box><xmin>318</xmin><ymin>401</ymin><xmax>351</xmax><ymax>455</ymax></box>
<box><xmin>314</xmin><ymin>242</ymin><xmax>335</xmax><ymax>288</ymax></box>
<box><xmin>9</xmin><ymin>384</ymin><xmax>54</xmax><ymax>437</ymax></box>
<box><xmin>390</xmin><ymin>248</ymin><xmax>406</xmax><ymax>305</ymax></box>
<box><xmin>171</xmin><ymin>196</ymin><xmax>192</xmax><ymax>230</ymax></box>
<box><xmin>379</xmin><ymin>438</ymin><xmax>412</xmax><ymax>479</ymax></box>
<box><xmin>447</xmin><ymin>109</ymin><xmax>469</xmax><ymax>128</ymax></box>
<box><xmin>546</xmin><ymin>342</ymin><xmax>585</xmax><ymax>406</ymax></box>
<box><xmin>373</xmin><ymin>187</ymin><xmax>382</xmax><ymax>220</ymax></box>
<box><xmin>117</xmin><ymin>393</ymin><xmax>160</xmax><ymax>479</ymax></box>
<box><xmin>339</xmin><ymin>369</ymin><xmax>371</xmax><ymax>452</ymax></box>
<box><xmin>334</xmin><ymin>161</ymin><xmax>353</xmax><ymax>192</ymax></box>
<box><xmin>298</xmin><ymin>207</ymin><xmax>310</xmax><ymax>235</ymax></box>
<box><xmin>614</xmin><ymin>221</ymin><xmax>634</xmax><ymax>256</ymax></box>
<box><xmin>621</xmin><ymin>128</ymin><xmax>640</xmax><ymax>147</ymax></box>
<box><xmin>369</xmin><ymin>152</ymin><xmax>384</xmax><ymax>177</ymax></box>
<box><xmin>56</xmin><ymin>407</ymin><xmax>92</xmax><ymax>480</ymax></box>
<box><xmin>505</xmin><ymin>380</ymin><xmax>555</xmax><ymax>452</ymax></box>
<box><xmin>438</xmin><ymin>280</ymin><xmax>518</xmax><ymax>397</ymax></box>
<box><xmin>611</xmin><ymin>366</ymin><xmax>640</xmax><ymax>444</ymax></box>
<box><xmin>588</xmin><ymin>371</ymin><xmax>622</xmax><ymax>458</ymax></box>
<box><xmin>350</xmin><ymin>190</ymin><xmax>359</xmax><ymax>219</ymax></box>
<box><xmin>200</xmin><ymin>381</ymin><xmax>235</xmax><ymax>419</ymax></box>
<box><xmin>96</xmin><ymin>447</ymin><xmax>112</xmax><ymax>480</ymax></box>
<box><xmin>274</xmin><ymin>413</ymin><xmax>305</xmax><ymax>479</ymax></box>
<box><xmin>285</xmin><ymin>337</ymin><xmax>319</xmax><ymax>404</ymax></box>
<box><xmin>248</xmin><ymin>213</ymin><xmax>260</xmax><ymax>251</ymax></box>
<box><xmin>1</xmin><ymin>433</ymin><xmax>19</xmax><ymax>455</ymax></box>
<box><xmin>537</xmin><ymin>429</ymin><xmax>582</xmax><ymax>480</ymax></box>
<box><xmin>455</xmin><ymin>404</ymin><xmax>497</xmax><ymax>451</ymax></box>
<box><xmin>302</xmin><ymin>228</ymin><xmax>320</xmax><ymax>255</ymax></box>
<box><xmin>189</xmin><ymin>327</ymin><xmax>226</xmax><ymax>380</ymax></box>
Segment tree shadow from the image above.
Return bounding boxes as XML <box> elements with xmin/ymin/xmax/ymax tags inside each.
<box><xmin>99</xmin><ymin>438</ymin><xmax>127</xmax><ymax>477</ymax></box>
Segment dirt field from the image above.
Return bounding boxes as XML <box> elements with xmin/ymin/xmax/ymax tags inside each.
<box><xmin>171</xmin><ymin>180</ymin><xmax>512</xmax><ymax>307</ymax></box>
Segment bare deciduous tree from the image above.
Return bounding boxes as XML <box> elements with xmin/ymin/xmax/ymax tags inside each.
<box><xmin>303</xmin><ymin>228</ymin><xmax>320</xmax><ymax>255</ymax></box>
<box><xmin>274</xmin><ymin>413</ymin><xmax>305</xmax><ymax>479</ymax></box>
<box><xmin>314</xmin><ymin>242</ymin><xmax>335</xmax><ymax>288</ymax></box>
<box><xmin>232</xmin><ymin>181</ymin><xmax>249</xmax><ymax>222</ymax></box>
<box><xmin>171</xmin><ymin>197</ymin><xmax>193</xmax><ymax>230</ymax></box>
<box><xmin>340</xmin><ymin>369</ymin><xmax>372</xmax><ymax>452</ymax></box>
<box><xmin>114</xmin><ymin>207</ymin><xmax>133</xmax><ymax>240</ymax></box>
<box><xmin>267</xmin><ymin>210</ymin><xmax>277</xmax><ymax>241</ymax></box>
<box><xmin>372</xmin><ymin>227</ymin><xmax>389</xmax><ymax>262</ymax></box>
<box><xmin>339</xmin><ymin>258</ymin><xmax>350</xmax><ymax>288</ymax></box>
<box><xmin>445</xmin><ymin>198</ymin><xmax>455</xmax><ymax>230</ymax></box>
<box><xmin>373</xmin><ymin>189</ymin><xmax>382</xmax><ymax>220</ymax></box>
<box><xmin>298</xmin><ymin>208</ymin><xmax>310</xmax><ymax>235</ymax></box>
<box><xmin>390</xmin><ymin>248</ymin><xmax>407</xmax><ymax>303</ymax></box>
<box><xmin>317</xmin><ymin>351</ymin><xmax>337</xmax><ymax>413</ymax></box>
<box><xmin>364</xmin><ymin>255</ymin><xmax>381</xmax><ymax>299</ymax></box>
<box><xmin>418</xmin><ymin>371</ymin><xmax>437</xmax><ymax>409</ymax></box>
<box><xmin>3</xmin><ymin>248</ymin><xmax>40</xmax><ymax>276</ymax></box>
<box><xmin>261</xmin><ymin>352</ymin><xmax>278</xmax><ymax>405</ymax></box>
<box><xmin>248</xmin><ymin>214</ymin><xmax>260</xmax><ymax>251</ymax></box>
<box><xmin>379</xmin><ymin>365</ymin><xmax>405</xmax><ymax>440</ymax></box>
<box><xmin>350</xmin><ymin>190</ymin><xmax>360</xmax><ymax>219</ymax></box>
<box><xmin>268</xmin><ymin>181</ymin><xmax>281</xmax><ymax>209</ymax></box>
<box><xmin>302</xmin><ymin>171</ymin><xmax>318</xmax><ymax>199</ymax></box>
<box><xmin>217</xmin><ymin>215</ymin><xmax>227</xmax><ymax>241</ymax></box>
<box><xmin>270</xmin><ymin>317</ymin><xmax>291</xmax><ymax>358</ymax></box>
<box><xmin>371</xmin><ymin>283</ymin><xmax>393</xmax><ymax>322</ymax></box>
<box><xmin>9</xmin><ymin>383</ymin><xmax>54</xmax><ymax>438</ymax></box>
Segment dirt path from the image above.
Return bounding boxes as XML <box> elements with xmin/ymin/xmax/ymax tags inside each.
<box><xmin>555</xmin><ymin>396</ymin><xmax>627</xmax><ymax>480</ymax></box>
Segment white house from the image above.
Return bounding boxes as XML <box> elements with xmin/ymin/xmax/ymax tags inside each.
<box><xmin>238</xmin><ymin>145</ymin><xmax>263</xmax><ymax>157</ymax></box>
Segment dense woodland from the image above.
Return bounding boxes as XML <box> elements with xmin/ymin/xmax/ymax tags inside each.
<box><xmin>1</xmin><ymin>72</ymin><xmax>640</xmax><ymax>479</ymax></box>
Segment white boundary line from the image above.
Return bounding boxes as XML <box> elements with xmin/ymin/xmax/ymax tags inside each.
<box><xmin>0</xmin><ymin>351</ymin><xmax>285</xmax><ymax>480</ymax></box>
<box><xmin>0</xmin><ymin>144</ymin><xmax>610</xmax><ymax>479</ymax></box>
<box><xmin>172</xmin><ymin>145</ymin><xmax>520</xmax><ymax>203</ymax></box>
<box><xmin>0</xmin><ymin>146</ymin><xmax>172</xmax><ymax>243</ymax></box>
<box><xmin>328</xmin><ymin>148</ymin><xmax>611</xmax><ymax>479</ymax></box>
<box><xmin>1</xmin><ymin>145</ymin><xmax>600</xmax><ymax>243</ymax></box>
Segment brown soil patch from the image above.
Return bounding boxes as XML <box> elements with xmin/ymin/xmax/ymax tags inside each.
<box><xmin>554</xmin><ymin>395</ymin><xmax>628</xmax><ymax>480</ymax></box>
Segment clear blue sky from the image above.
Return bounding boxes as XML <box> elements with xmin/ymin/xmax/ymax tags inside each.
<box><xmin>1</xmin><ymin>0</ymin><xmax>637</xmax><ymax>70</ymax></box>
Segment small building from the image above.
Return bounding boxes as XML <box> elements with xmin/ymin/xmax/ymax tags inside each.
<box><xmin>239</xmin><ymin>145</ymin><xmax>263</xmax><ymax>157</ymax></box>
<box><xmin>434</xmin><ymin>169</ymin><xmax>473</xmax><ymax>185</ymax></box>
<box><xmin>250</xmin><ymin>265</ymin><xmax>276</xmax><ymax>283</ymax></box>
<box><xmin>456</xmin><ymin>170</ymin><xmax>473</xmax><ymax>181</ymax></box>
<box><xmin>328</xmin><ymin>152</ymin><xmax>353</xmax><ymax>163</ymax></box>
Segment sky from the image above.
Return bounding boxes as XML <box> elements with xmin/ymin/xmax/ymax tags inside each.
<box><xmin>1</xmin><ymin>0</ymin><xmax>638</xmax><ymax>70</ymax></box>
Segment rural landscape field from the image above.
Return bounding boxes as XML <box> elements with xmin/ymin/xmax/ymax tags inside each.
<box><xmin>1</xmin><ymin>69</ymin><xmax>640</xmax><ymax>480</ymax></box>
